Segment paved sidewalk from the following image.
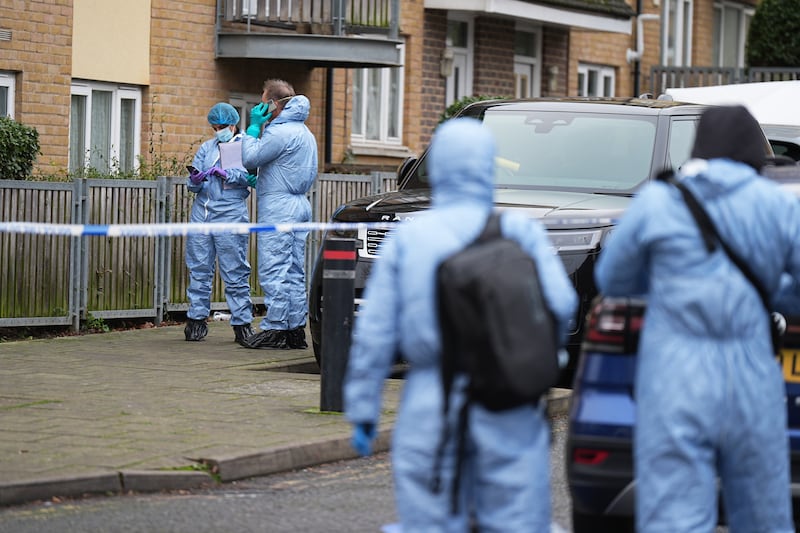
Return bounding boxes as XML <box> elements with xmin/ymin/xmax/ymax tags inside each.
<box><xmin>0</xmin><ymin>321</ymin><xmax>570</xmax><ymax>506</ymax></box>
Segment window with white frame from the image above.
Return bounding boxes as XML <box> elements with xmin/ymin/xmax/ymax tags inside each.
<box><xmin>662</xmin><ymin>0</ymin><xmax>693</xmax><ymax>66</ymax></box>
<box><xmin>69</xmin><ymin>81</ymin><xmax>141</xmax><ymax>175</ymax></box>
<box><xmin>514</xmin><ymin>28</ymin><xmax>542</xmax><ymax>98</ymax></box>
<box><xmin>0</xmin><ymin>72</ymin><xmax>15</xmax><ymax>118</ymax></box>
<box><xmin>712</xmin><ymin>2</ymin><xmax>753</xmax><ymax>67</ymax></box>
<box><xmin>351</xmin><ymin>45</ymin><xmax>405</xmax><ymax>146</ymax></box>
<box><xmin>229</xmin><ymin>94</ymin><xmax>263</xmax><ymax>133</ymax></box>
<box><xmin>578</xmin><ymin>64</ymin><xmax>615</xmax><ymax>97</ymax></box>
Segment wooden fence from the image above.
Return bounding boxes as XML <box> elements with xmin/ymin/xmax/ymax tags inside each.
<box><xmin>0</xmin><ymin>172</ymin><xmax>396</xmax><ymax>330</ymax></box>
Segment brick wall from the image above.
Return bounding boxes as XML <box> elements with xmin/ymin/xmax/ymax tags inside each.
<box><xmin>420</xmin><ymin>10</ymin><xmax>448</xmax><ymax>150</ymax></box>
<box><xmin>0</xmin><ymin>2</ymin><xmax>74</xmax><ymax>172</ymax></box>
<box><xmin>569</xmin><ymin>29</ymin><xmax>633</xmax><ymax>97</ymax></box>
<box><xmin>149</xmin><ymin>1</ymin><xmax>326</xmax><ymax>176</ymax></box>
<box><xmin>542</xmin><ymin>27</ymin><xmax>569</xmax><ymax>97</ymax></box>
<box><xmin>692</xmin><ymin>0</ymin><xmax>714</xmax><ymax>67</ymax></box>
<box><xmin>147</xmin><ymin>0</ymin><xmax>225</xmax><ymax>169</ymax></box>
<box><xmin>331</xmin><ymin>0</ymin><xmax>428</xmax><ymax>169</ymax></box>
<box><xmin>473</xmin><ymin>17</ymin><xmax>515</xmax><ymax>98</ymax></box>
<box><xmin>635</xmin><ymin>0</ymin><xmax>738</xmax><ymax>95</ymax></box>
<box><xmin>400</xmin><ymin>0</ymin><xmax>426</xmax><ymax>160</ymax></box>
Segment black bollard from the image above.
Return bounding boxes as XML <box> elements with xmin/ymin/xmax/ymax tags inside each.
<box><xmin>320</xmin><ymin>237</ymin><xmax>356</xmax><ymax>412</ymax></box>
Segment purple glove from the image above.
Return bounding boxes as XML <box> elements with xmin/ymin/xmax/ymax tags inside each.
<box><xmin>189</xmin><ymin>167</ymin><xmax>209</xmax><ymax>185</ymax></box>
<box><xmin>209</xmin><ymin>167</ymin><xmax>228</xmax><ymax>180</ymax></box>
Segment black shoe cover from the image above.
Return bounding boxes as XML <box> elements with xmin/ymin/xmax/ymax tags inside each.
<box><xmin>286</xmin><ymin>327</ymin><xmax>308</xmax><ymax>349</ymax></box>
<box><xmin>233</xmin><ymin>324</ymin><xmax>255</xmax><ymax>346</ymax></box>
<box><xmin>184</xmin><ymin>318</ymin><xmax>208</xmax><ymax>341</ymax></box>
<box><xmin>241</xmin><ymin>329</ymin><xmax>288</xmax><ymax>349</ymax></box>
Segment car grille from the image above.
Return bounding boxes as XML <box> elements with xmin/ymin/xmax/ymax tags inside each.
<box><xmin>360</xmin><ymin>227</ymin><xmax>391</xmax><ymax>258</ymax></box>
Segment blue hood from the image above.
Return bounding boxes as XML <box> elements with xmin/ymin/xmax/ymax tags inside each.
<box><xmin>428</xmin><ymin>118</ymin><xmax>495</xmax><ymax>208</ymax></box>
<box><xmin>272</xmin><ymin>95</ymin><xmax>310</xmax><ymax>125</ymax></box>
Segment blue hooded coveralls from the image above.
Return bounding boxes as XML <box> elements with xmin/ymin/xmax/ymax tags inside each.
<box><xmin>241</xmin><ymin>96</ymin><xmax>318</xmax><ymax>332</ymax></box>
<box><xmin>596</xmin><ymin>156</ymin><xmax>800</xmax><ymax>532</ymax></box>
<box><xmin>186</xmin><ymin>132</ymin><xmax>253</xmax><ymax>327</ymax></box>
<box><xmin>344</xmin><ymin>118</ymin><xmax>577</xmax><ymax>532</ymax></box>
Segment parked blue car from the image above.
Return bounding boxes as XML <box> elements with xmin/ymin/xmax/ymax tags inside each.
<box><xmin>566</xmin><ymin>296</ymin><xmax>800</xmax><ymax>531</ymax></box>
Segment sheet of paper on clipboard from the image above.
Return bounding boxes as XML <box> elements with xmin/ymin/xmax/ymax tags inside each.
<box><xmin>218</xmin><ymin>141</ymin><xmax>247</xmax><ymax>189</ymax></box>
<box><xmin>219</xmin><ymin>141</ymin><xmax>246</xmax><ymax>171</ymax></box>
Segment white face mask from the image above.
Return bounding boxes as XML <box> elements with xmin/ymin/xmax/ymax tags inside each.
<box><xmin>215</xmin><ymin>127</ymin><xmax>234</xmax><ymax>143</ymax></box>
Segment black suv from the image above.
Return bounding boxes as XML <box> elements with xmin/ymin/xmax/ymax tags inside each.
<box><xmin>308</xmin><ymin>97</ymin><xmax>716</xmax><ymax>380</ymax></box>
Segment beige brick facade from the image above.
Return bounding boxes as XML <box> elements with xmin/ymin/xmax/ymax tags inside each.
<box><xmin>543</xmin><ymin>27</ymin><xmax>570</xmax><ymax>97</ymax></box>
<box><xmin>0</xmin><ymin>2</ymin><xmax>73</xmax><ymax>172</ymax></box>
<box><xmin>1</xmin><ymin>0</ymin><xmax>757</xmax><ymax>178</ymax></box>
<box><xmin>573</xmin><ymin>0</ymin><xmax>760</xmax><ymax>97</ymax></box>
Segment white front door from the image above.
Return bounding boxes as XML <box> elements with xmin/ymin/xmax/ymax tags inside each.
<box><xmin>446</xmin><ymin>50</ymin><xmax>469</xmax><ymax>106</ymax></box>
<box><xmin>514</xmin><ymin>62</ymin><xmax>538</xmax><ymax>98</ymax></box>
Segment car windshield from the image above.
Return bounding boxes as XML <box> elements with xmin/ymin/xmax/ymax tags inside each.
<box><xmin>406</xmin><ymin>109</ymin><xmax>659</xmax><ymax>192</ymax></box>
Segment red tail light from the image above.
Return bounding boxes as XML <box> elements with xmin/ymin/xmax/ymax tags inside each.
<box><xmin>573</xmin><ymin>448</ymin><xmax>610</xmax><ymax>465</ymax></box>
<box><xmin>582</xmin><ymin>297</ymin><xmax>645</xmax><ymax>353</ymax></box>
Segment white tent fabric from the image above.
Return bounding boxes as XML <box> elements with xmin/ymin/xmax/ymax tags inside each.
<box><xmin>666</xmin><ymin>81</ymin><xmax>800</xmax><ymax>127</ymax></box>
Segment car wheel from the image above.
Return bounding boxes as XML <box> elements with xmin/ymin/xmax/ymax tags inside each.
<box><xmin>572</xmin><ymin>511</ymin><xmax>634</xmax><ymax>533</ymax></box>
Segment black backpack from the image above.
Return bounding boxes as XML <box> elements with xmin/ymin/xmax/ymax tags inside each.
<box><xmin>431</xmin><ymin>211</ymin><xmax>560</xmax><ymax>512</ymax></box>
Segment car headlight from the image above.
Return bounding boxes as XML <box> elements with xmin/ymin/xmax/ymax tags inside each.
<box><xmin>548</xmin><ymin>229</ymin><xmax>602</xmax><ymax>252</ymax></box>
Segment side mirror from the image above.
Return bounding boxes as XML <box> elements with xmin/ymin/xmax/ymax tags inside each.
<box><xmin>397</xmin><ymin>156</ymin><xmax>418</xmax><ymax>183</ymax></box>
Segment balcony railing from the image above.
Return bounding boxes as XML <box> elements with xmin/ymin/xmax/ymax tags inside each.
<box><xmin>651</xmin><ymin>66</ymin><xmax>800</xmax><ymax>95</ymax></box>
<box><xmin>222</xmin><ymin>0</ymin><xmax>395</xmax><ymax>34</ymax></box>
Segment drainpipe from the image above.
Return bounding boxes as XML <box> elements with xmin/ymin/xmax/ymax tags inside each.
<box><xmin>627</xmin><ymin>12</ymin><xmax>660</xmax><ymax>96</ymax></box>
<box><xmin>390</xmin><ymin>0</ymin><xmax>399</xmax><ymax>40</ymax></box>
<box><xmin>633</xmin><ymin>0</ymin><xmax>641</xmax><ymax>96</ymax></box>
<box><xmin>333</xmin><ymin>0</ymin><xmax>344</xmax><ymax>36</ymax></box>
<box><xmin>215</xmin><ymin>0</ymin><xmax>222</xmax><ymax>57</ymax></box>
<box><xmin>325</xmin><ymin>68</ymin><xmax>333</xmax><ymax>166</ymax></box>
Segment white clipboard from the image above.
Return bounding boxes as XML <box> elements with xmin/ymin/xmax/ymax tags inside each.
<box><xmin>219</xmin><ymin>141</ymin><xmax>246</xmax><ymax>171</ymax></box>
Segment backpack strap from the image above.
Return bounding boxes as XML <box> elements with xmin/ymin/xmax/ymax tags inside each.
<box><xmin>449</xmin><ymin>399</ymin><xmax>470</xmax><ymax>514</ymax></box>
<box><xmin>476</xmin><ymin>210</ymin><xmax>502</xmax><ymax>243</ymax></box>
<box><xmin>659</xmin><ymin>171</ymin><xmax>771</xmax><ymax>313</ymax></box>
<box><xmin>430</xmin><ymin>210</ymin><xmax>498</xmax><ymax>498</ymax></box>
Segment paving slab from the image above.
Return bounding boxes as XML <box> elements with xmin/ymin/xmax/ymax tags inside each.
<box><xmin>0</xmin><ymin>320</ymin><xmax>570</xmax><ymax>506</ymax></box>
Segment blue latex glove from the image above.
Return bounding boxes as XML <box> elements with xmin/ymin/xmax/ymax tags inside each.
<box><xmin>246</xmin><ymin>173</ymin><xmax>258</xmax><ymax>188</ymax></box>
<box><xmin>189</xmin><ymin>167</ymin><xmax>209</xmax><ymax>185</ymax></box>
<box><xmin>351</xmin><ymin>422</ymin><xmax>376</xmax><ymax>457</ymax></box>
<box><xmin>247</xmin><ymin>102</ymin><xmax>272</xmax><ymax>138</ymax></box>
<box><xmin>209</xmin><ymin>167</ymin><xmax>228</xmax><ymax>180</ymax></box>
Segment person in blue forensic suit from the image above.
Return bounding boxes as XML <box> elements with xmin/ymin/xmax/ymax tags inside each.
<box><xmin>184</xmin><ymin>102</ymin><xmax>254</xmax><ymax>346</ymax></box>
<box><xmin>240</xmin><ymin>79</ymin><xmax>318</xmax><ymax>350</ymax></box>
<box><xmin>343</xmin><ymin>118</ymin><xmax>577</xmax><ymax>531</ymax></box>
<box><xmin>595</xmin><ymin>105</ymin><xmax>800</xmax><ymax>532</ymax></box>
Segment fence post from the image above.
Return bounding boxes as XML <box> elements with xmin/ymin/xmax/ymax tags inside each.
<box><xmin>320</xmin><ymin>237</ymin><xmax>356</xmax><ymax>412</ymax></box>
<box><xmin>70</xmin><ymin>178</ymin><xmax>88</xmax><ymax>332</ymax></box>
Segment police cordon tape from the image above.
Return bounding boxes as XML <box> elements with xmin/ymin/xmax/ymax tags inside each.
<box><xmin>0</xmin><ymin>217</ymin><xmax>618</xmax><ymax>237</ymax></box>
<box><xmin>0</xmin><ymin>221</ymin><xmax>393</xmax><ymax>237</ymax></box>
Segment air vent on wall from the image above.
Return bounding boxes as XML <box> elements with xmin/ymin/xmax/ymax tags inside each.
<box><xmin>0</xmin><ymin>29</ymin><xmax>11</xmax><ymax>41</ymax></box>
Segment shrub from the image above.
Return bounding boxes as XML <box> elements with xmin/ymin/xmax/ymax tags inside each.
<box><xmin>0</xmin><ymin>116</ymin><xmax>40</xmax><ymax>180</ymax></box>
<box><xmin>439</xmin><ymin>95</ymin><xmax>507</xmax><ymax>124</ymax></box>
<box><xmin>746</xmin><ymin>0</ymin><xmax>800</xmax><ymax>67</ymax></box>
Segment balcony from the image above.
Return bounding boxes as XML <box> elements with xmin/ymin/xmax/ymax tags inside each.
<box><xmin>650</xmin><ymin>66</ymin><xmax>800</xmax><ymax>95</ymax></box>
<box><xmin>216</xmin><ymin>0</ymin><xmax>403</xmax><ymax>68</ymax></box>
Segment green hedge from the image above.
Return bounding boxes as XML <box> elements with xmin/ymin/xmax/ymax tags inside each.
<box><xmin>439</xmin><ymin>95</ymin><xmax>507</xmax><ymax>124</ymax></box>
<box><xmin>747</xmin><ymin>0</ymin><xmax>800</xmax><ymax>67</ymax></box>
<box><xmin>0</xmin><ymin>116</ymin><xmax>40</xmax><ymax>180</ymax></box>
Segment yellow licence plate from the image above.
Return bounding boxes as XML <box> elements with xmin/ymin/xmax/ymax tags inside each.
<box><xmin>779</xmin><ymin>349</ymin><xmax>800</xmax><ymax>383</ymax></box>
